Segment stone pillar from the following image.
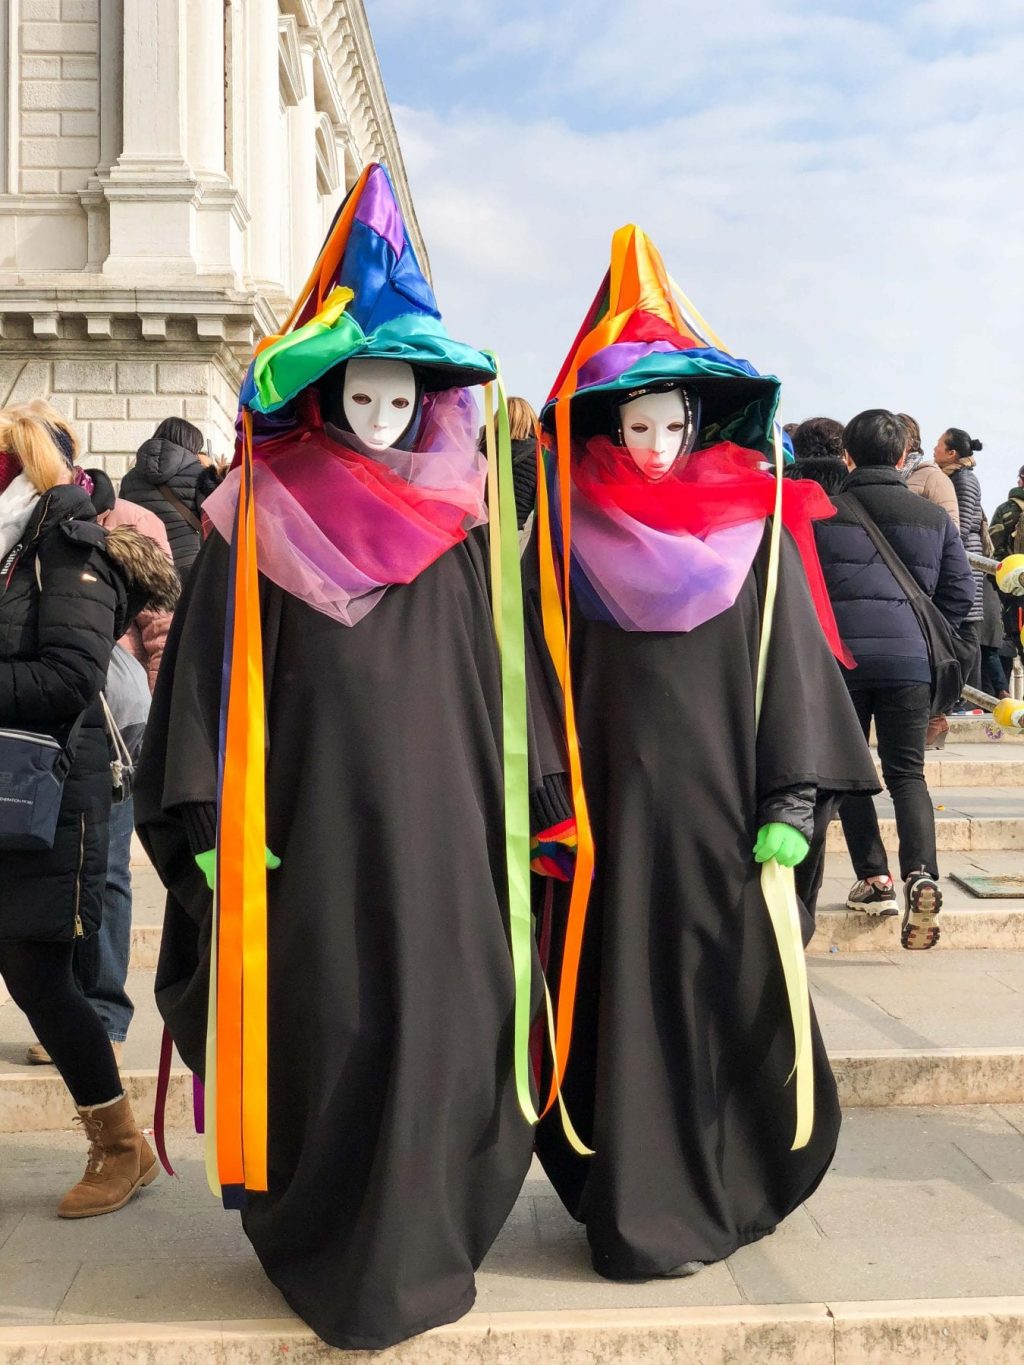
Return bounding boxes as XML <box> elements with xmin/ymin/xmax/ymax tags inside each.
<box><xmin>96</xmin><ymin>0</ymin><xmax>125</xmax><ymax>176</ymax></box>
<box><xmin>117</xmin><ymin>0</ymin><xmax>190</xmax><ymax>176</ymax></box>
<box><xmin>103</xmin><ymin>0</ymin><xmax>199</xmax><ymax>276</ymax></box>
<box><xmin>186</xmin><ymin>0</ymin><xmax>225</xmax><ymax>178</ymax></box>
<box><xmin>245</xmin><ymin>0</ymin><xmax>285</xmax><ymax>295</ymax></box>
<box><xmin>288</xmin><ymin>32</ymin><xmax>321</xmax><ymax>298</ymax></box>
<box><xmin>186</xmin><ymin>0</ymin><xmax>246</xmax><ymax>279</ymax></box>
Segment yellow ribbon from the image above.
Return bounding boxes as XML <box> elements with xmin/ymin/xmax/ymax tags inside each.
<box><xmin>756</xmin><ymin>423</ymin><xmax>814</xmax><ymax>1151</ymax></box>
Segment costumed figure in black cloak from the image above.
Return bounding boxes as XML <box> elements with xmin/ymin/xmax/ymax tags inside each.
<box><xmin>527</xmin><ymin>225</ymin><xmax>879</xmax><ymax>1280</ymax></box>
<box><xmin>136</xmin><ymin>165</ymin><xmax>539</xmax><ymax>1350</ymax></box>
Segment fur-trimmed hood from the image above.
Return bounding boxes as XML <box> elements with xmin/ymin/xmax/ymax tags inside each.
<box><xmin>104</xmin><ymin>524</ymin><xmax>180</xmax><ymax>613</ymax></box>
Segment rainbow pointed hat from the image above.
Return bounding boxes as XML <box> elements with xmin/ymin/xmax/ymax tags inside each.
<box><xmin>542</xmin><ymin>224</ymin><xmax>780</xmax><ymax>453</ymax></box>
<box><xmin>241</xmin><ymin>163</ymin><xmax>495</xmax><ymax>417</ymax></box>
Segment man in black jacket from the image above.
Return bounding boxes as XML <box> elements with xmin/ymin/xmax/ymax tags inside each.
<box><xmin>813</xmin><ymin>410</ymin><xmax>974</xmax><ymax>949</ymax></box>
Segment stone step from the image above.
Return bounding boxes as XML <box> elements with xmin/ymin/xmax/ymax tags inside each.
<box><xmin>126</xmin><ymin>851</ymin><xmax>1024</xmax><ymax>968</ymax></box>
<box><xmin>890</xmin><ymin>744</ymin><xmax>1024</xmax><ymax>787</ymax></box>
<box><xmin>134</xmin><ymin>901</ymin><xmax>1024</xmax><ymax>968</ymax></box>
<box><xmin>4</xmin><ymin>1110</ymin><xmax>1024</xmax><ymax>1358</ymax></box>
<box><xmin>811</xmin><ymin>906</ymin><xmax>1024</xmax><ymax>953</ymax></box>
<box><xmin>6</xmin><ymin>948</ymin><xmax>1024</xmax><ymax>1129</ymax></box>
<box><xmin>6</xmin><ymin>1048</ymin><xmax>1024</xmax><ymax>1135</ymax></box>
<box><xmin>825</xmin><ymin>785</ymin><xmax>1024</xmax><ymax>851</ymax></box>
<box><xmin>3</xmin><ymin>1300</ymin><xmax>1024</xmax><ymax>1364</ymax></box>
<box><xmin>877</xmin><ymin>714</ymin><xmax>1024</xmax><ymax>745</ymax></box>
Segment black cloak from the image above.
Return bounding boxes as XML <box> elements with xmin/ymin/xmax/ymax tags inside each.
<box><xmin>531</xmin><ymin>526</ymin><xmax>879</xmax><ymax>1279</ymax></box>
<box><xmin>135</xmin><ymin>527</ymin><xmax>533</xmax><ymax>1350</ymax></box>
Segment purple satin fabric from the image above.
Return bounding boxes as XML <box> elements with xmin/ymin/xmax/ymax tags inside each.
<box><xmin>355</xmin><ymin>169</ymin><xmax>404</xmax><ymax>257</ymax></box>
<box><xmin>204</xmin><ymin>387</ymin><xmax>488</xmax><ymax>628</ymax></box>
<box><xmin>562</xmin><ymin>479</ymin><xmax>763</xmax><ymax>633</ymax></box>
<box><xmin>577</xmin><ymin>341</ymin><xmax>677</xmax><ymax>391</ymax></box>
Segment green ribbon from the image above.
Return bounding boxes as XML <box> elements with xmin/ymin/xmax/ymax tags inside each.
<box><xmin>483</xmin><ymin>357</ymin><xmax>537</xmax><ymax>1126</ymax></box>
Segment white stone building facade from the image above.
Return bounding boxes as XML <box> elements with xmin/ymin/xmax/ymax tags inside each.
<box><xmin>0</xmin><ymin>0</ymin><xmax>424</xmax><ymax>474</ymax></box>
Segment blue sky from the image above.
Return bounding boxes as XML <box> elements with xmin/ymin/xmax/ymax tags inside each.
<box><xmin>372</xmin><ymin>0</ymin><xmax>1024</xmax><ymax>504</ymax></box>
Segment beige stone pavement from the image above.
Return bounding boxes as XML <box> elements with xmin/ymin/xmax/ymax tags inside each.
<box><xmin>4</xmin><ymin>1105</ymin><xmax>1024</xmax><ymax>1334</ymax></box>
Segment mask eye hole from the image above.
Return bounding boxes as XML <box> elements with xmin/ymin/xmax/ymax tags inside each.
<box><xmin>667</xmin><ymin>422</ymin><xmax>685</xmax><ymax>433</ymax></box>
<box><xmin>392</xmin><ymin>397</ymin><xmax>410</xmax><ymax>410</ymax></box>
<box><xmin>350</xmin><ymin>392</ymin><xmax>372</xmax><ymax>405</ymax></box>
<box><xmin>629</xmin><ymin>422</ymin><xmax>649</xmax><ymax>434</ymax></box>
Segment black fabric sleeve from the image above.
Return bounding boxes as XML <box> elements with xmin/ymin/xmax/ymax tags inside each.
<box><xmin>531</xmin><ymin>772</ymin><xmax>573</xmax><ymax>832</ymax></box>
<box><xmin>179</xmin><ymin>802</ymin><xmax>218</xmax><ymax>855</ymax></box>
<box><xmin>753</xmin><ymin>526</ymin><xmax>880</xmax><ymax>799</ymax></box>
<box><xmin>756</xmin><ymin>783</ymin><xmax>816</xmax><ymax>841</ymax></box>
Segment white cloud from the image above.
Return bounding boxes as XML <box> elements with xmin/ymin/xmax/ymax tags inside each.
<box><xmin>384</xmin><ymin>3</ymin><xmax>1024</xmax><ymax>502</ymax></box>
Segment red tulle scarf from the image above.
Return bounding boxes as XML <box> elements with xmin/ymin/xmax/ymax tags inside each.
<box><xmin>574</xmin><ymin>438</ymin><xmax>853</xmax><ymax>664</ymax></box>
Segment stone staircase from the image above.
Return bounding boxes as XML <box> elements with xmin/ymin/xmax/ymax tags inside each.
<box><xmin>2</xmin><ymin>715</ymin><xmax>1023</xmax><ymax>1362</ymax></box>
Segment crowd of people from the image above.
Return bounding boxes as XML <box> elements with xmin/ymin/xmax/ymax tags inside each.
<box><xmin>783</xmin><ymin>410</ymin><xmax>1022</xmax><ymax>930</ymax></box>
<box><xmin>0</xmin><ymin>164</ymin><xmax>1022</xmax><ymax>1353</ymax></box>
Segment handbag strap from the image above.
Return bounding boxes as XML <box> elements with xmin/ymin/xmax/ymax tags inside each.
<box><xmin>99</xmin><ymin>691</ymin><xmax>135</xmax><ymax>772</ymax></box>
<box><xmin>158</xmin><ymin>483</ymin><xmax>202</xmax><ymax>535</ymax></box>
<box><xmin>834</xmin><ymin>491</ymin><xmax>928</xmax><ymax>606</ymax></box>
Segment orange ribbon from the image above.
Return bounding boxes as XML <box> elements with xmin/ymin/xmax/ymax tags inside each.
<box><xmin>214</xmin><ymin>411</ymin><xmax>269</xmax><ymax>1194</ymax></box>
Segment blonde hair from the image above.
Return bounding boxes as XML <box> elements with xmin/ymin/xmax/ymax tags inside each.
<box><xmin>13</xmin><ymin>398</ymin><xmax>81</xmax><ymax>463</ymax></box>
<box><xmin>0</xmin><ymin>407</ymin><xmax>72</xmax><ymax>494</ymax></box>
<box><xmin>507</xmin><ymin>396</ymin><xmax>539</xmax><ymax>442</ymax></box>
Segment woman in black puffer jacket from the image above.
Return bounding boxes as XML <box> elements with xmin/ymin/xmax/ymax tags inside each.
<box><xmin>0</xmin><ymin>409</ymin><xmax>178</xmax><ymax>1220</ymax></box>
<box><xmin>934</xmin><ymin>426</ymin><xmax>985</xmax><ymax>692</ymax></box>
<box><xmin>119</xmin><ymin>417</ymin><xmax>220</xmax><ymax>579</ymax></box>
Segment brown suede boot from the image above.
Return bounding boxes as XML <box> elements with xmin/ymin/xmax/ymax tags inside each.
<box><xmin>57</xmin><ymin>1093</ymin><xmax>158</xmax><ymax>1219</ymax></box>
<box><xmin>924</xmin><ymin>715</ymin><xmax>949</xmax><ymax>750</ymax></box>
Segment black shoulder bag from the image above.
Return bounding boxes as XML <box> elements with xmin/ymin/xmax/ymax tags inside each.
<box><xmin>834</xmin><ymin>492</ymin><xmax>971</xmax><ymax>716</ymax></box>
<box><xmin>0</xmin><ymin>714</ymin><xmax>86</xmax><ymax>850</ymax></box>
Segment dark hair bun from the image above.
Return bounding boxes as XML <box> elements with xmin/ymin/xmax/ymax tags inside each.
<box><xmin>970</xmin><ymin>437</ymin><xmax>983</xmax><ymax>452</ymax></box>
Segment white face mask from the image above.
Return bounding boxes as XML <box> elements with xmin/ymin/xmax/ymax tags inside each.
<box><xmin>342</xmin><ymin>358</ymin><xmax>417</xmax><ymax>452</ymax></box>
<box><xmin>619</xmin><ymin>387</ymin><xmax>691</xmax><ymax>481</ymax></box>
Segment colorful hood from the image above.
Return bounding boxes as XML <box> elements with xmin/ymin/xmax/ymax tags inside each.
<box><xmin>541</xmin><ymin>225</ymin><xmax>780</xmax><ymax>456</ymax></box>
<box><xmin>242</xmin><ymin>163</ymin><xmax>496</xmax><ymax>417</ymax></box>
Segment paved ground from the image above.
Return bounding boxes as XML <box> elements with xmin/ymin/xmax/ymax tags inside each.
<box><xmin>3</xmin><ymin>1106</ymin><xmax>1024</xmax><ymax>1327</ymax></box>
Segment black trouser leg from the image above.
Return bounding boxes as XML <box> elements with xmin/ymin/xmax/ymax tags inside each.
<box><xmin>872</xmin><ymin>683</ymin><xmax>937</xmax><ymax>880</ymax></box>
<box><xmin>838</xmin><ymin>689</ymin><xmax>891</xmax><ymax>881</ymax></box>
<box><xmin>0</xmin><ymin>941</ymin><xmax>122</xmax><ymax>1107</ymax></box>
<box><xmin>958</xmin><ymin>620</ymin><xmax>982</xmax><ymax>692</ymax></box>
<box><xmin>981</xmin><ymin>646</ymin><xmax>1009</xmax><ymax>697</ymax></box>
<box><xmin>795</xmin><ymin>793</ymin><xmax>839</xmax><ymax>922</ymax></box>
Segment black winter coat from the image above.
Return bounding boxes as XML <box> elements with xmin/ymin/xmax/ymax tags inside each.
<box><xmin>119</xmin><ymin>437</ymin><xmax>206</xmax><ymax>578</ymax></box>
<box><xmin>948</xmin><ymin>466</ymin><xmax>985</xmax><ymax>622</ymax></box>
<box><xmin>813</xmin><ymin>466</ymin><xmax>974</xmax><ymax>688</ymax></box>
<box><xmin>0</xmin><ymin>485</ymin><xmax>178</xmax><ymax>941</ymax></box>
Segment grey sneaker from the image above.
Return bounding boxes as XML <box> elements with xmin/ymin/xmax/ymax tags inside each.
<box><xmin>902</xmin><ymin>872</ymin><xmax>942</xmax><ymax>950</ymax></box>
<box><xmin>846</xmin><ymin>877</ymin><xmax>899</xmax><ymax>917</ymax></box>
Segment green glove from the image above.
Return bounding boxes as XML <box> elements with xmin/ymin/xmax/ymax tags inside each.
<box><xmin>753</xmin><ymin>823</ymin><xmax>810</xmax><ymax>868</ymax></box>
<box><xmin>194</xmin><ymin>847</ymin><xmax>282</xmax><ymax>891</ymax></box>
